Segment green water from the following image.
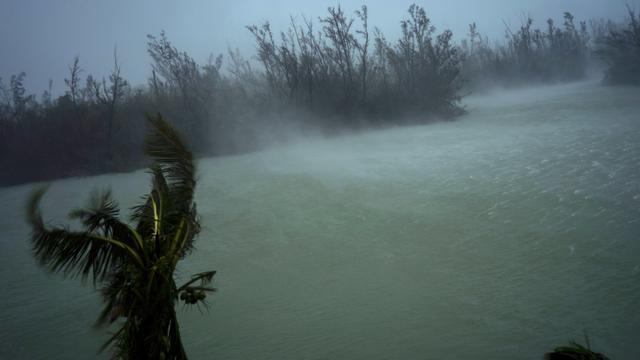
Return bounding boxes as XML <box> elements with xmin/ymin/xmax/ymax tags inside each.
<box><xmin>1</xmin><ymin>81</ymin><xmax>639</xmax><ymax>359</ymax></box>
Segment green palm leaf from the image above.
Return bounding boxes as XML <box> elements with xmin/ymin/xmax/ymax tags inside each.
<box><xmin>27</xmin><ymin>187</ymin><xmax>143</xmax><ymax>282</ymax></box>
<box><xmin>144</xmin><ymin>113</ymin><xmax>196</xmax><ymax>210</ymax></box>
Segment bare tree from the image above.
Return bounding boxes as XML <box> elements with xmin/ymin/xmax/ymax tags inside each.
<box><xmin>41</xmin><ymin>79</ymin><xmax>53</xmax><ymax>108</ymax></box>
<box><xmin>0</xmin><ymin>77</ymin><xmax>10</xmax><ymax>139</ymax></box>
<box><xmin>95</xmin><ymin>48</ymin><xmax>129</xmax><ymax>160</ymax></box>
<box><xmin>321</xmin><ymin>5</ymin><xmax>357</xmax><ymax>108</ymax></box>
<box><xmin>9</xmin><ymin>72</ymin><xmax>36</xmax><ymax>120</ymax></box>
<box><xmin>247</xmin><ymin>22</ymin><xmax>288</xmax><ymax>100</ymax></box>
<box><xmin>65</xmin><ymin>56</ymin><xmax>82</xmax><ymax>105</ymax></box>
<box><xmin>355</xmin><ymin>5</ymin><xmax>369</xmax><ymax>103</ymax></box>
<box><xmin>596</xmin><ymin>6</ymin><xmax>640</xmax><ymax>84</ymax></box>
<box><xmin>146</xmin><ymin>31</ymin><xmax>215</xmax><ymax>150</ymax></box>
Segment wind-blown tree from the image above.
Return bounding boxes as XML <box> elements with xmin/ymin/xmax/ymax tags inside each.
<box><xmin>92</xmin><ymin>48</ymin><xmax>130</xmax><ymax>161</ymax></box>
<box><xmin>65</xmin><ymin>56</ymin><xmax>83</xmax><ymax>106</ymax></box>
<box><xmin>596</xmin><ymin>6</ymin><xmax>640</xmax><ymax>85</ymax></box>
<box><xmin>9</xmin><ymin>72</ymin><xmax>37</xmax><ymax>121</ymax></box>
<box><xmin>379</xmin><ymin>4</ymin><xmax>464</xmax><ymax>116</ymax></box>
<box><xmin>461</xmin><ymin>12</ymin><xmax>590</xmax><ymax>88</ymax></box>
<box><xmin>146</xmin><ymin>32</ymin><xmax>222</xmax><ymax>153</ymax></box>
<box><xmin>247</xmin><ymin>4</ymin><xmax>464</xmax><ymax>119</ymax></box>
<box><xmin>26</xmin><ymin>113</ymin><xmax>215</xmax><ymax>360</ymax></box>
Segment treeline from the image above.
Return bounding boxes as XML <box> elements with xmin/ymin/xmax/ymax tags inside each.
<box><xmin>248</xmin><ymin>4</ymin><xmax>463</xmax><ymax>120</ymax></box>
<box><xmin>594</xmin><ymin>6</ymin><xmax>640</xmax><ymax>85</ymax></box>
<box><xmin>460</xmin><ymin>12</ymin><xmax>591</xmax><ymax>87</ymax></box>
<box><xmin>0</xmin><ymin>4</ymin><xmax>636</xmax><ymax>186</ymax></box>
<box><xmin>0</xmin><ymin>36</ymin><xmax>265</xmax><ymax>185</ymax></box>
<box><xmin>0</xmin><ymin>4</ymin><xmax>466</xmax><ymax>186</ymax></box>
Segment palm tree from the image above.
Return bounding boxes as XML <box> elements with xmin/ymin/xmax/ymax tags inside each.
<box><xmin>27</xmin><ymin>113</ymin><xmax>215</xmax><ymax>360</ymax></box>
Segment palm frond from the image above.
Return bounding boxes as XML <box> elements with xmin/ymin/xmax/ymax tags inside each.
<box><xmin>136</xmin><ymin>114</ymin><xmax>200</xmax><ymax>256</ymax></box>
<box><xmin>544</xmin><ymin>339</ymin><xmax>610</xmax><ymax>360</ymax></box>
<box><xmin>131</xmin><ymin>165</ymin><xmax>169</xmax><ymax>238</ymax></box>
<box><xmin>68</xmin><ymin>189</ymin><xmax>145</xmax><ymax>257</ymax></box>
<box><xmin>178</xmin><ymin>271</ymin><xmax>216</xmax><ymax>307</ymax></box>
<box><xmin>178</xmin><ymin>271</ymin><xmax>216</xmax><ymax>291</ymax></box>
<box><xmin>68</xmin><ymin>189</ymin><xmax>120</xmax><ymax>231</ymax></box>
<box><xmin>27</xmin><ymin>187</ymin><xmax>143</xmax><ymax>282</ymax></box>
<box><xmin>167</xmin><ymin>205</ymin><xmax>201</xmax><ymax>263</ymax></box>
<box><xmin>144</xmin><ymin>113</ymin><xmax>196</xmax><ymax>212</ymax></box>
<box><xmin>134</xmin><ymin>119</ymin><xmax>202</xmax><ymax>258</ymax></box>
<box><xmin>96</xmin><ymin>272</ymin><xmax>127</xmax><ymax>326</ymax></box>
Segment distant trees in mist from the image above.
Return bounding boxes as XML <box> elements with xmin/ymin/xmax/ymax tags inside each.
<box><xmin>248</xmin><ymin>4</ymin><xmax>463</xmax><ymax>120</ymax></box>
<box><xmin>594</xmin><ymin>6</ymin><xmax>640</xmax><ymax>85</ymax></box>
<box><xmin>0</xmin><ymin>3</ymin><xmax>636</xmax><ymax>186</ymax></box>
<box><xmin>461</xmin><ymin>12</ymin><xmax>591</xmax><ymax>87</ymax></box>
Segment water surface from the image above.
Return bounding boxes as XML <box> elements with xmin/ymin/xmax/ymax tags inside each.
<box><xmin>1</xmin><ymin>81</ymin><xmax>639</xmax><ymax>359</ymax></box>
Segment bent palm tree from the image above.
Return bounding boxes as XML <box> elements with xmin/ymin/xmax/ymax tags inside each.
<box><xmin>27</xmin><ymin>113</ymin><xmax>215</xmax><ymax>360</ymax></box>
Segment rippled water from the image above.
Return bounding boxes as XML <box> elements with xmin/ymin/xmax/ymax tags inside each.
<box><xmin>1</xmin><ymin>81</ymin><xmax>640</xmax><ymax>359</ymax></box>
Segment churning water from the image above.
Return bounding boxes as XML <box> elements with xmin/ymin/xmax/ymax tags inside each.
<box><xmin>1</xmin><ymin>81</ymin><xmax>639</xmax><ymax>359</ymax></box>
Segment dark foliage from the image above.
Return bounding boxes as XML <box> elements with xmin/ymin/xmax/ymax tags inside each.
<box><xmin>1</xmin><ymin>5</ymin><xmax>636</xmax><ymax>187</ymax></box>
<box><xmin>247</xmin><ymin>4</ymin><xmax>464</xmax><ymax>120</ymax></box>
<box><xmin>595</xmin><ymin>6</ymin><xmax>640</xmax><ymax>85</ymax></box>
<box><xmin>0</xmin><ymin>4</ymin><xmax>466</xmax><ymax>186</ymax></box>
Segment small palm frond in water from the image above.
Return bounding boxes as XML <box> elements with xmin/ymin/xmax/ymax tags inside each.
<box><xmin>544</xmin><ymin>336</ymin><xmax>609</xmax><ymax>360</ymax></box>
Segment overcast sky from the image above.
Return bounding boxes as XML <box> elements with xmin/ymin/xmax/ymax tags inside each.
<box><xmin>0</xmin><ymin>0</ymin><xmax>634</xmax><ymax>95</ymax></box>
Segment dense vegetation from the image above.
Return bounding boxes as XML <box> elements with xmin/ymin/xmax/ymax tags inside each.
<box><xmin>27</xmin><ymin>114</ymin><xmax>215</xmax><ymax>359</ymax></box>
<box><xmin>0</xmin><ymin>4</ymin><xmax>633</xmax><ymax>186</ymax></box>
<box><xmin>461</xmin><ymin>12</ymin><xmax>590</xmax><ymax>88</ymax></box>
<box><xmin>248</xmin><ymin>4</ymin><xmax>463</xmax><ymax>120</ymax></box>
<box><xmin>594</xmin><ymin>7</ymin><xmax>640</xmax><ymax>85</ymax></box>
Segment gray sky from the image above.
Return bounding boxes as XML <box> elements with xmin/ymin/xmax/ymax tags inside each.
<box><xmin>0</xmin><ymin>0</ymin><xmax>633</xmax><ymax>95</ymax></box>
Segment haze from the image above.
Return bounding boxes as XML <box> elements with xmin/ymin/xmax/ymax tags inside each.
<box><xmin>0</xmin><ymin>0</ymin><xmax>633</xmax><ymax>94</ymax></box>
<box><xmin>2</xmin><ymin>1</ymin><xmax>640</xmax><ymax>359</ymax></box>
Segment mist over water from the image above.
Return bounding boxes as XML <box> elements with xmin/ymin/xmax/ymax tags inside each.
<box><xmin>2</xmin><ymin>81</ymin><xmax>640</xmax><ymax>359</ymax></box>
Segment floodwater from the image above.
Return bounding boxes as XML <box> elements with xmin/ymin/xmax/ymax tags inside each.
<box><xmin>1</xmin><ymin>81</ymin><xmax>639</xmax><ymax>359</ymax></box>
